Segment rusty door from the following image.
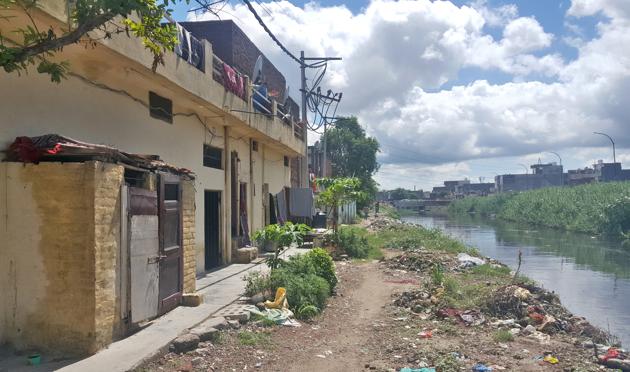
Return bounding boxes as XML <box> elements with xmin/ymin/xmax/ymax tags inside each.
<box><xmin>128</xmin><ymin>187</ymin><xmax>160</xmax><ymax>323</ymax></box>
<box><xmin>158</xmin><ymin>173</ymin><xmax>183</xmax><ymax>315</ymax></box>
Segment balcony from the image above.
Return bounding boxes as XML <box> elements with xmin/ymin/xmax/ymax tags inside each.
<box><xmin>13</xmin><ymin>1</ymin><xmax>306</xmax><ymax>155</ymax></box>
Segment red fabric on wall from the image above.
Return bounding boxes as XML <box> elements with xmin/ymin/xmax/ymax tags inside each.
<box><xmin>222</xmin><ymin>63</ymin><xmax>244</xmax><ymax>99</ymax></box>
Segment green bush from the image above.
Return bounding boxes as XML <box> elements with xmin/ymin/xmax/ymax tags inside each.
<box><xmin>270</xmin><ymin>269</ymin><xmax>330</xmax><ymax>311</ymax></box>
<box><xmin>336</xmin><ymin>226</ymin><xmax>370</xmax><ymax>258</ymax></box>
<box><xmin>305</xmin><ymin>248</ymin><xmax>338</xmax><ymax>291</ymax></box>
<box><xmin>296</xmin><ymin>304</ymin><xmax>320</xmax><ymax>320</ymax></box>
<box><xmin>449</xmin><ymin>182</ymin><xmax>630</xmax><ymax>236</ymax></box>
<box><xmin>243</xmin><ymin>271</ymin><xmax>271</xmax><ymax>297</ymax></box>
<box><xmin>263</xmin><ymin>249</ymin><xmax>336</xmax><ymax>314</ymax></box>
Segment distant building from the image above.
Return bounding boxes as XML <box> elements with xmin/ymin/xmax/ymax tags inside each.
<box><xmin>307</xmin><ymin>141</ymin><xmax>331</xmax><ymax>179</ymax></box>
<box><xmin>444</xmin><ymin>180</ymin><xmax>470</xmax><ymax>193</ymax></box>
<box><xmin>458</xmin><ymin>182</ymin><xmax>495</xmax><ymax>196</ymax></box>
<box><xmin>495</xmin><ymin>163</ymin><xmax>564</xmax><ymax>192</ymax></box>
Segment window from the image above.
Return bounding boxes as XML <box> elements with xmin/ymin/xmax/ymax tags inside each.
<box><xmin>284</xmin><ymin>156</ymin><xmax>289</xmax><ymax>167</ymax></box>
<box><xmin>149</xmin><ymin>91</ymin><xmax>173</xmax><ymax>123</ymax></box>
<box><xmin>252</xmin><ymin>140</ymin><xmax>259</xmax><ymax>152</ymax></box>
<box><xmin>203</xmin><ymin>145</ymin><xmax>223</xmax><ymax>169</ymax></box>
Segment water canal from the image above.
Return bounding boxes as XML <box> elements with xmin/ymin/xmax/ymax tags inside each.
<box><xmin>402</xmin><ymin>214</ymin><xmax>630</xmax><ymax>346</ymax></box>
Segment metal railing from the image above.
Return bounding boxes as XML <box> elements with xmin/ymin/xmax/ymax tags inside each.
<box><xmin>252</xmin><ymin>87</ymin><xmax>272</xmax><ymax>115</ymax></box>
<box><xmin>294</xmin><ymin>121</ymin><xmax>305</xmax><ymax>141</ymax></box>
<box><xmin>276</xmin><ymin>104</ymin><xmax>292</xmax><ymax>125</ymax></box>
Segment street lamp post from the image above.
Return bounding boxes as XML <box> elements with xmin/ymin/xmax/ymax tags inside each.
<box><xmin>593</xmin><ymin>132</ymin><xmax>616</xmax><ymax>164</ymax></box>
<box><xmin>546</xmin><ymin>151</ymin><xmax>562</xmax><ymax>166</ymax></box>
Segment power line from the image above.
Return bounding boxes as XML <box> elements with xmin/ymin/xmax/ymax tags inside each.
<box><xmin>241</xmin><ymin>0</ymin><xmax>302</xmax><ymax>65</ymax></box>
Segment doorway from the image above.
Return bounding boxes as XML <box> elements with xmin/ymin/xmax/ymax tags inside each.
<box><xmin>158</xmin><ymin>173</ymin><xmax>183</xmax><ymax>315</ymax></box>
<box><xmin>204</xmin><ymin>190</ymin><xmax>221</xmax><ymax>270</ymax></box>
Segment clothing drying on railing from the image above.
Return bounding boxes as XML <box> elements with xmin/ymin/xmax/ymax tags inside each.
<box><xmin>253</xmin><ymin>82</ymin><xmax>272</xmax><ymax>114</ymax></box>
<box><xmin>175</xmin><ymin>24</ymin><xmax>203</xmax><ymax>70</ymax></box>
<box><xmin>222</xmin><ymin>63</ymin><xmax>245</xmax><ymax>99</ymax></box>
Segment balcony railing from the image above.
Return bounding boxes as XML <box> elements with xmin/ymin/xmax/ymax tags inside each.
<box><xmin>171</xmin><ymin>22</ymin><xmax>304</xmax><ymax>143</ymax></box>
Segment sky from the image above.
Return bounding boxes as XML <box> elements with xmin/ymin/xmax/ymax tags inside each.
<box><xmin>173</xmin><ymin>0</ymin><xmax>630</xmax><ymax>191</ymax></box>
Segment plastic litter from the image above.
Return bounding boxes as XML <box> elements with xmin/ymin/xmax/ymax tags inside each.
<box><xmin>472</xmin><ymin>363</ymin><xmax>493</xmax><ymax>372</ymax></box>
<box><xmin>418</xmin><ymin>330</ymin><xmax>433</xmax><ymax>339</ymax></box>
<box><xmin>248</xmin><ymin>306</ymin><xmax>300</xmax><ymax>327</ymax></box>
<box><xmin>513</xmin><ymin>287</ymin><xmax>531</xmax><ymax>300</ymax></box>
<box><xmin>600</xmin><ymin>347</ymin><xmax>620</xmax><ymax>362</ymax></box>
<box><xmin>457</xmin><ymin>253</ymin><xmax>486</xmax><ymax>267</ymax></box>
<box><xmin>400</xmin><ymin>368</ymin><xmax>436</xmax><ymax>372</ymax></box>
<box><xmin>264</xmin><ymin>287</ymin><xmax>288</xmax><ymax>309</ymax></box>
<box><xmin>543</xmin><ymin>355</ymin><xmax>559</xmax><ymax>364</ymax></box>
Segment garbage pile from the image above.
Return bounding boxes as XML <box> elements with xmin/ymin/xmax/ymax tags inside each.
<box><xmin>394</xmin><ymin>289</ymin><xmax>433</xmax><ymax>312</ymax></box>
<box><xmin>387</xmin><ymin>251</ymin><xmax>458</xmax><ymax>273</ymax></box>
<box><xmin>487</xmin><ymin>283</ymin><xmax>612</xmax><ymax>343</ymax></box>
<box><xmin>364</xmin><ymin>216</ymin><xmax>400</xmax><ymax>232</ymax></box>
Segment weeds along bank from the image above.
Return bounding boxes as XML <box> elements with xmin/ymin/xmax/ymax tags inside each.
<box><xmin>448</xmin><ymin>182</ymin><xmax>630</xmax><ymax>236</ymax></box>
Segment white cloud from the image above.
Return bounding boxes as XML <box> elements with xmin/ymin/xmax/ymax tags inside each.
<box><xmin>188</xmin><ymin>0</ymin><xmax>630</xmax><ymax>189</ymax></box>
<box><xmin>471</xmin><ymin>0</ymin><xmax>518</xmax><ymax>27</ymax></box>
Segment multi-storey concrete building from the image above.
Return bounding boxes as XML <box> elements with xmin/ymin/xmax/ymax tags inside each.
<box><xmin>0</xmin><ymin>2</ymin><xmax>306</xmax><ymax>356</ymax></box>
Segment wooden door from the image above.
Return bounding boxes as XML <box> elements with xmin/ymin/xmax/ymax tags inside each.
<box><xmin>128</xmin><ymin>187</ymin><xmax>160</xmax><ymax>323</ymax></box>
<box><xmin>158</xmin><ymin>173</ymin><xmax>183</xmax><ymax>315</ymax></box>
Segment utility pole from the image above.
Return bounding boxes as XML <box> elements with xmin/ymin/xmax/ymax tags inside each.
<box><xmin>299</xmin><ymin>52</ymin><xmax>342</xmax><ymax>182</ymax></box>
<box><xmin>300</xmin><ymin>51</ymin><xmax>308</xmax><ymax>187</ymax></box>
<box><xmin>322</xmin><ymin>121</ymin><xmax>327</xmax><ymax>177</ymax></box>
<box><xmin>593</xmin><ymin>132</ymin><xmax>616</xmax><ymax>164</ymax></box>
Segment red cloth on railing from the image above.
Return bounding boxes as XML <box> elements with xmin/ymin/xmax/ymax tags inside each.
<box><xmin>222</xmin><ymin>63</ymin><xmax>244</xmax><ymax>99</ymax></box>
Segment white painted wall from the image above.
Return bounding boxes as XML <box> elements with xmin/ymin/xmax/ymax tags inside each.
<box><xmin>0</xmin><ymin>71</ymin><xmax>294</xmax><ymax>273</ymax></box>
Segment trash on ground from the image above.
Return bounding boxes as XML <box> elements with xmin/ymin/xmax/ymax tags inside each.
<box><xmin>471</xmin><ymin>363</ymin><xmax>493</xmax><ymax>372</ymax></box>
<box><xmin>264</xmin><ymin>287</ymin><xmax>288</xmax><ymax>309</ymax></box>
<box><xmin>418</xmin><ymin>330</ymin><xmax>433</xmax><ymax>339</ymax></box>
<box><xmin>457</xmin><ymin>253</ymin><xmax>486</xmax><ymax>267</ymax></box>
<box><xmin>543</xmin><ymin>355</ymin><xmax>559</xmax><ymax>364</ymax></box>
<box><xmin>400</xmin><ymin>368</ymin><xmax>436</xmax><ymax>372</ymax></box>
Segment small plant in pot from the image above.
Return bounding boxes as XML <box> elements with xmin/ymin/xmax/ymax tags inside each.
<box><xmin>253</xmin><ymin>224</ymin><xmax>283</xmax><ymax>253</ymax></box>
<box><xmin>252</xmin><ymin>222</ymin><xmax>311</xmax><ymax>269</ymax></box>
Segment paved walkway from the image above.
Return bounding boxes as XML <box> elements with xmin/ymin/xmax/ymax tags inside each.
<box><xmin>52</xmin><ymin>247</ymin><xmax>304</xmax><ymax>372</ymax></box>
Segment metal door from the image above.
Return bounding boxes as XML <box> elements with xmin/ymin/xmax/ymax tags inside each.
<box><xmin>128</xmin><ymin>187</ymin><xmax>160</xmax><ymax>323</ymax></box>
<box><xmin>158</xmin><ymin>173</ymin><xmax>183</xmax><ymax>314</ymax></box>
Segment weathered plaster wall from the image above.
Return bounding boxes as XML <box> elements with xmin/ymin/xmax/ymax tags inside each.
<box><xmin>0</xmin><ymin>68</ymin><xmax>294</xmax><ymax>273</ymax></box>
<box><xmin>264</xmin><ymin>146</ymin><xmax>292</xmax><ymax>196</ymax></box>
<box><xmin>0</xmin><ymin>72</ymin><xmax>222</xmax><ymax>274</ymax></box>
<box><xmin>0</xmin><ymin>161</ymin><xmax>124</xmax><ymax>356</ymax></box>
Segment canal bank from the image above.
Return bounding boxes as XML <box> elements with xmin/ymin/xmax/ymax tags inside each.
<box><xmin>402</xmin><ymin>213</ymin><xmax>630</xmax><ymax>347</ymax></box>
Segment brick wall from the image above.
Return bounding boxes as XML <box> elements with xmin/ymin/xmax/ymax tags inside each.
<box><xmin>92</xmin><ymin>162</ymin><xmax>124</xmax><ymax>351</ymax></box>
<box><xmin>0</xmin><ymin>162</ymin><xmax>99</xmax><ymax>355</ymax></box>
<box><xmin>182</xmin><ymin>179</ymin><xmax>196</xmax><ymax>293</ymax></box>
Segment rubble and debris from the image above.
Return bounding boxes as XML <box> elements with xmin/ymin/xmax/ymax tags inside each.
<box><xmin>457</xmin><ymin>253</ymin><xmax>486</xmax><ymax>268</ymax></box>
<box><xmin>171</xmin><ymin>334</ymin><xmax>200</xmax><ymax>353</ymax></box>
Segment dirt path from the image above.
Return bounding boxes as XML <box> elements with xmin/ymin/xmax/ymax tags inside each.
<box><xmin>279</xmin><ymin>261</ymin><xmax>393</xmax><ymax>371</ymax></box>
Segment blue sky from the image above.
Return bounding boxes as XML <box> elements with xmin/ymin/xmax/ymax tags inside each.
<box><xmin>181</xmin><ymin>0</ymin><xmax>630</xmax><ymax>190</ymax></box>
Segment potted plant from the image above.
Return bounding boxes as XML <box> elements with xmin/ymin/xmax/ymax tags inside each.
<box><xmin>252</xmin><ymin>224</ymin><xmax>283</xmax><ymax>253</ymax></box>
<box><xmin>252</xmin><ymin>222</ymin><xmax>312</xmax><ymax>269</ymax></box>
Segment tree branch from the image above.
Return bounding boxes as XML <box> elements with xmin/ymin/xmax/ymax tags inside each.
<box><xmin>11</xmin><ymin>11</ymin><xmax>114</xmax><ymax>64</ymax></box>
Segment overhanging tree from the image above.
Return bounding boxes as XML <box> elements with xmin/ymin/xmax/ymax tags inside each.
<box><xmin>0</xmin><ymin>0</ymin><xmax>207</xmax><ymax>82</ymax></box>
<box><xmin>322</xmin><ymin>117</ymin><xmax>379</xmax><ymax>208</ymax></box>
